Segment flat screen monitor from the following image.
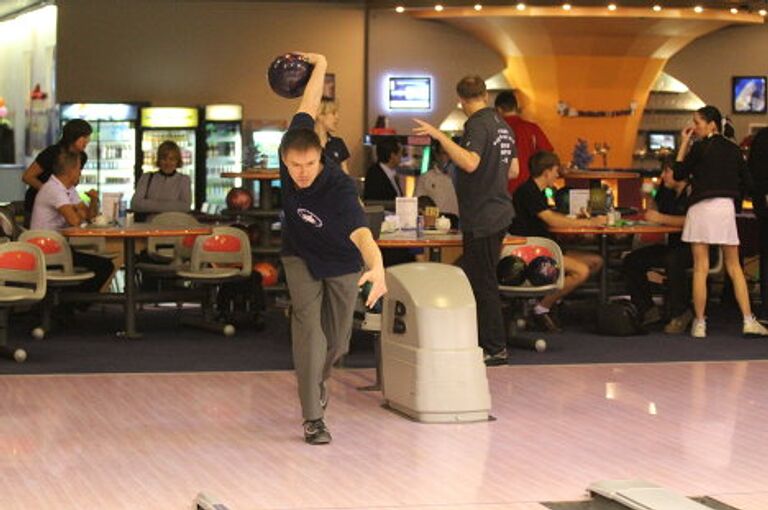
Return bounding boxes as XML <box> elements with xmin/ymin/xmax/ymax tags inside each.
<box><xmin>251</xmin><ymin>130</ymin><xmax>284</xmax><ymax>169</ymax></box>
<box><xmin>389</xmin><ymin>77</ymin><xmax>431</xmax><ymax>110</ymax></box>
<box><xmin>647</xmin><ymin>132</ymin><xmax>676</xmax><ymax>152</ymax></box>
<box><xmin>732</xmin><ymin>76</ymin><xmax>767</xmax><ymax>114</ymax></box>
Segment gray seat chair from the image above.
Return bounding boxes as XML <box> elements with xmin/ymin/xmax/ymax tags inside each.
<box><xmin>0</xmin><ymin>242</ymin><xmax>47</xmax><ymax>362</ymax></box>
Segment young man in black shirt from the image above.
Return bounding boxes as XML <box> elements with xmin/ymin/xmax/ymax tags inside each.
<box><xmin>278</xmin><ymin>53</ymin><xmax>387</xmax><ymax>445</ymax></box>
<box><xmin>622</xmin><ymin>158</ymin><xmax>693</xmax><ymax>332</ymax></box>
<box><xmin>413</xmin><ymin>75</ymin><xmax>517</xmax><ymax>365</ymax></box>
<box><xmin>509</xmin><ymin>151</ymin><xmax>604</xmax><ymax>332</ymax></box>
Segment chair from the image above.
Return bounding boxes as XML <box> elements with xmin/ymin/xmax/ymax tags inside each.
<box><xmin>0</xmin><ymin>206</ymin><xmax>25</xmax><ymax>242</ymax></box>
<box><xmin>136</xmin><ymin>212</ymin><xmax>202</xmax><ymax>291</ymax></box>
<box><xmin>0</xmin><ymin>242</ymin><xmax>47</xmax><ymax>362</ymax></box>
<box><xmin>498</xmin><ymin>236</ymin><xmax>565</xmax><ymax>347</ymax></box>
<box><xmin>19</xmin><ymin>230</ymin><xmax>96</xmax><ymax>338</ymax></box>
<box><xmin>177</xmin><ymin>226</ymin><xmax>252</xmax><ymax>336</ymax></box>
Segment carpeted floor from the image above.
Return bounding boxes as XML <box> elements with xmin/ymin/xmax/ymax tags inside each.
<box><xmin>1</xmin><ymin>300</ymin><xmax>767</xmax><ymax>375</ymax></box>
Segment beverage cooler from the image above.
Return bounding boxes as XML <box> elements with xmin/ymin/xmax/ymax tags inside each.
<box><xmin>60</xmin><ymin>103</ymin><xmax>142</xmax><ymax>201</ymax></box>
<box><xmin>140</xmin><ymin>106</ymin><xmax>201</xmax><ymax>209</ymax></box>
<box><xmin>203</xmin><ymin>104</ymin><xmax>243</xmax><ymax>208</ymax></box>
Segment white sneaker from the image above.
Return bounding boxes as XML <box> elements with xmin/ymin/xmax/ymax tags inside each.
<box><xmin>691</xmin><ymin>319</ymin><xmax>707</xmax><ymax>338</ymax></box>
<box><xmin>743</xmin><ymin>316</ymin><xmax>768</xmax><ymax>337</ymax></box>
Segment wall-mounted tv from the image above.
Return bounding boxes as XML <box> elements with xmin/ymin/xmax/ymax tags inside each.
<box><xmin>389</xmin><ymin>77</ymin><xmax>431</xmax><ymax>110</ymax></box>
<box><xmin>732</xmin><ymin>76</ymin><xmax>767</xmax><ymax>114</ymax></box>
<box><xmin>647</xmin><ymin>131</ymin><xmax>677</xmax><ymax>152</ymax></box>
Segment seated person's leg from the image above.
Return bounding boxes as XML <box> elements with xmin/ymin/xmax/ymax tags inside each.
<box><xmin>663</xmin><ymin>243</ymin><xmax>694</xmax><ymax>332</ymax></box>
<box><xmin>532</xmin><ymin>254</ymin><xmax>590</xmax><ymax>332</ymax></box>
<box><xmin>567</xmin><ymin>249</ymin><xmax>603</xmax><ymax>275</ymax></box>
<box><xmin>72</xmin><ymin>249</ymin><xmax>115</xmax><ymax>293</ymax></box>
<box><xmin>622</xmin><ymin>244</ymin><xmax>668</xmax><ymax>318</ymax></box>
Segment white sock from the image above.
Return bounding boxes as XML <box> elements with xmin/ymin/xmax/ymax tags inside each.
<box><xmin>744</xmin><ymin>314</ymin><xmax>756</xmax><ymax>324</ymax></box>
<box><xmin>534</xmin><ymin>304</ymin><xmax>550</xmax><ymax>316</ymax></box>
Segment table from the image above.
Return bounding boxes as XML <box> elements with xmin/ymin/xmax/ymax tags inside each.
<box><xmin>549</xmin><ymin>224</ymin><xmax>683</xmax><ymax>303</ymax></box>
<box><xmin>377</xmin><ymin>231</ymin><xmax>526</xmax><ymax>261</ymax></box>
<box><xmin>62</xmin><ymin>224</ymin><xmax>212</xmax><ymax>338</ymax></box>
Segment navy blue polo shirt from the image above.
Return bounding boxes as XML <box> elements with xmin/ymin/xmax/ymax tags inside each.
<box><xmin>280</xmin><ymin>113</ymin><xmax>367</xmax><ymax>279</ymax></box>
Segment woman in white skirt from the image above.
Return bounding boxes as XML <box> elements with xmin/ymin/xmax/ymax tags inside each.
<box><xmin>675</xmin><ymin>105</ymin><xmax>768</xmax><ymax>338</ymax></box>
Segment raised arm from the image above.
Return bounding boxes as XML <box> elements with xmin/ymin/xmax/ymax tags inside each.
<box><xmin>295</xmin><ymin>53</ymin><xmax>328</xmax><ymax>120</ymax></box>
<box><xmin>412</xmin><ymin>120</ymin><xmax>481</xmax><ymax>173</ymax></box>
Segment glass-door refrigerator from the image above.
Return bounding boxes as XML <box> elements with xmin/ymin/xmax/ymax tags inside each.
<box><xmin>140</xmin><ymin>107</ymin><xmax>200</xmax><ymax>210</ymax></box>
<box><xmin>203</xmin><ymin>104</ymin><xmax>242</xmax><ymax>209</ymax></box>
<box><xmin>60</xmin><ymin>103</ymin><xmax>142</xmax><ymax>201</ymax></box>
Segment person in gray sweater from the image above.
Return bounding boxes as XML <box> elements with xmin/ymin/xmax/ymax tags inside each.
<box><xmin>131</xmin><ymin>140</ymin><xmax>192</xmax><ymax>216</ymax></box>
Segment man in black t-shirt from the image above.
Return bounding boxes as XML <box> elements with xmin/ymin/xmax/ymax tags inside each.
<box><xmin>277</xmin><ymin>53</ymin><xmax>386</xmax><ymax>445</ymax></box>
<box><xmin>413</xmin><ymin>76</ymin><xmax>517</xmax><ymax>365</ymax></box>
<box><xmin>622</xmin><ymin>158</ymin><xmax>693</xmax><ymax>333</ymax></box>
<box><xmin>509</xmin><ymin>151</ymin><xmax>605</xmax><ymax>332</ymax></box>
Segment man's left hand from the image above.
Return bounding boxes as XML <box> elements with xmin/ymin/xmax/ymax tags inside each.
<box><xmin>412</xmin><ymin>119</ymin><xmax>440</xmax><ymax>139</ymax></box>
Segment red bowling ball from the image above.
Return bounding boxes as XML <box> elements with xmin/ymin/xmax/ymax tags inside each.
<box><xmin>253</xmin><ymin>261</ymin><xmax>279</xmax><ymax>287</ymax></box>
<box><xmin>226</xmin><ymin>187</ymin><xmax>254</xmax><ymax>211</ymax></box>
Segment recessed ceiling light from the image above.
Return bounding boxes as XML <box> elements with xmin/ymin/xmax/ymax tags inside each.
<box><xmin>516</xmin><ymin>2</ymin><xmax>526</xmax><ymax>10</ymax></box>
<box><xmin>474</xmin><ymin>3</ymin><xmax>483</xmax><ymax>11</ymax></box>
<box><xmin>434</xmin><ymin>4</ymin><xmax>444</xmax><ymax>12</ymax></box>
<box><xmin>730</xmin><ymin>7</ymin><xmax>738</xmax><ymax>14</ymax></box>
<box><xmin>562</xmin><ymin>3</ymin><xmax>572</xmax><ymax>11</ymax></box>
<box><xmin>652</xmin><ymin>4</ymin><xmax>662</xmax><ymax>11</ymax></box>
<box><xmin>608</xmin><ymin>3</ymin><xmax>617</xmax><ymax>11</ymax></box>
<box><xmin>395</xmin><ymin>5</ymin><xmax>405</xmax><ymax>13</ymax></box>
<box><xmin>693</xmin><ymin>5</ymin><xmax>703</xmax><ymax>13</ymax></box>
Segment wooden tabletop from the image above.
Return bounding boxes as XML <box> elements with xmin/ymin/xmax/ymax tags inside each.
<box><xmin>61</xmin><ymin>224</ymin><xmax>213</xmax><ymax>238</ymax></box>
<box><xmin>564</xmin><ymin>170</ymin><xmax>641</xmax><ymax>180</ymax></box>
<box><xmin>549</xmin><ymin>224</ymin><xmax>682</xmax><ymax>235</ymax></box>
<box><xmin>377</xmin><ymin>231</ymin><xmax>526</xmax><ymax>249</ymax></box>
<box><xmin>221</xmin><ymin>171</ymin><xmax>280</xmax><ymax>180</ymax></box>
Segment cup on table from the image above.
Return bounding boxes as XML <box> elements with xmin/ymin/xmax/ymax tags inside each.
<box><xmin>424</xmin><ymin>206</ymin><xmax>439</xmax><ymax>229</ymax></box>
<box><xmin>92</xmin><ymin>214</ymin><xmax>109</xmax><ymax>226</ymax></box>
<box><xmin>435</xmin><ymin>215</ymin><xmax>451</xmax><ymax>233</ymax></box>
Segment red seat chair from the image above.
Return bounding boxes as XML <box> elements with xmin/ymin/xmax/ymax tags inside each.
<box><xmin>19</xmin><ymin>229</ymin><xmax>96</xmax><ymax>338</ymax></box>
<box><xmin>177</xmin><ymin>226</ymin><xmax>251</xmax><ymax>336</ymax></box>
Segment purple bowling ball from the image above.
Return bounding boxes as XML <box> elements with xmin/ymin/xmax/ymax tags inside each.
<box><xmin>267</xmin><ymin>54</ymin><xmax>314</xmax><ymax>99</ymax></box>
<box><xmin>526</xmin><ymin>256</ymin><xmax>560</xmax><ymax>286</ymax></box>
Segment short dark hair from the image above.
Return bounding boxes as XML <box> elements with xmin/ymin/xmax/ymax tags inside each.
<box><xmin>280</xmin><ymin>128</ymin><xmax>322</xmax><ymax>156</ymax></box>
<box><xmin>529</xmin><ymin>151</ymin><xmax>560</xmax><ymax>178</ymax></box>
<box><xmin>660</xmin><ymin>154</ymin><xmax>676</xmax><ymax>171</ymax></box>
<box><xmin>494</xmin><ymin>90</ymin><xmax>519</xmax><ymax>113</ymax></box>
<box><xmin>456</xmin><ymin>75</ymin><xmax>486</xmax><ymax>100</ymax></box>
<box><xmin>61</xmin><ymin>119</ymin><xmax>92</xmax><ymax>148</ymax></box>
<box><xmin>376</xmin><ymin>137</ymin><xmax>401</xmax><ymax>164</ymax></box>
<box><xmin>53</xmin><ymin>148</ymin><xmax>81</xmax><ymax>176</ymax></box>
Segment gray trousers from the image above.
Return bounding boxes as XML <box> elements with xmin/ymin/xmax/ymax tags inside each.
<box><xmin>282</xmin><ymin>256</ymin><xmax>360</xmax><ymax>421</ymax></box>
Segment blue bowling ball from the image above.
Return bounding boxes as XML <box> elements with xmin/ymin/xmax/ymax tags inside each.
<box><xmin>267</xmin><ymin>54</ymin><xmax>314</xmax><ymax>99</ymax></box>
<box><xmin>526</xmin><ymin>256</ymin><xmax>559</xmax><ymax>286</ymax></box>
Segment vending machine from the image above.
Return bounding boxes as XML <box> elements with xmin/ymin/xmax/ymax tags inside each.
<box><xmin>140</xmin><ymin>107</ymin><xmax>201</xmax><ymax>209</ymax></box>
<box><xmin>203</xmin><ymin>104</ymin><xmax>243</xmax><ymax>208</ymax></box>
<box><xmin>60</xmin><ymin>103</ymin><xmax>142</xmax><ymax>201</ymax></box>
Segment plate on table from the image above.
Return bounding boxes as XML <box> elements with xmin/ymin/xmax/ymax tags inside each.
<box><xmin>423</xmin><ymin>229</ymin><xmax>450</xmax><ymax>235</ymax></box>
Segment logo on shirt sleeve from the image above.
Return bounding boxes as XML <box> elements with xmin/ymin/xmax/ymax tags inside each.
<box><xmin>297</xmin><ymin>208</ymin><xmax>324</xmax><ymax>228</ymax></box>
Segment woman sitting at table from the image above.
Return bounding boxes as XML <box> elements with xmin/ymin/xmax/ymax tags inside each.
<box><xmin>622</xmin><ymin>156</ymin><xmax>692</xmax><ymax>332</ymax></box>
<box><xmin>131</xmin><ymin>140</ymin><xmax>192</xmax><ymax>219</ymax></box>
<box><xmin>674</xmin><ymin>105</ymin><xmax>768</xmax><ymax>338</ymax></box>
<box><xmin>509</xmin><ymin>151</ymin><xmax>605</xmax><ymax>332</ymax></box>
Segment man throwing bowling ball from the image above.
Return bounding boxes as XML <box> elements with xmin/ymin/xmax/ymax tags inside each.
<box><xmin>275</xmin><ymin>53</ymin><xmax>387</xmax><ymax>445</ymax></box>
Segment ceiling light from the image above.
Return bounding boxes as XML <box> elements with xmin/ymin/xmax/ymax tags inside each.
<box><xmin>434</xmin><ymin>4</ymin><xmax>444</xmax><ymax>12</ymax></box>
<box><xmin>562</xmin><ymin>3</ymin><xmax>572</xmax><ymax>11</ymax></box>
<box><xmin>516</xmin><ymin>2</ymin><xmax>526</xmax><ymax>10</ymax></box>
<box><xmin>760</xmin><ymin>8</ymin><xmax>768</xmax><ymax>16</ymax></box>
<box><xmin>608</xmin><ymin>3</ymin><xmax>617</xmax><ymax>11</ymax></box>
<box><xmin>652</xmin><ymin>4</ymin><xmax>662</xmax><ymax>11</ymax></box>
<box><xmin>730</xmin><ymin>7</ymin><xmax>738</xmax><ymax>13</ymax></box>
<box><xmin>693</xmin><ymin>5</ymin><xmax>703</xmax><ymax>13</ymax></box>
<box><xmin>474</xmin><ymin>3</ymin><xmax>483</xmax><ymax>11</ymax></box>
<box><xmin>395</xmin><ymin>5</ymin><xmax>405</xmax><ymax>13</ymax></box>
